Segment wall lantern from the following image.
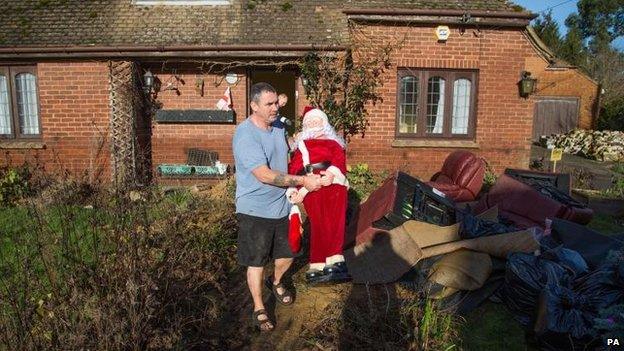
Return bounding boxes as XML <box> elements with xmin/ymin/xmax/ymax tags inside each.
<box><xmin>225</xmin><ymin>73</ymin><xmax>239</xmax><ymax>85</ymax></box>
<box><xmin>519</xmin><ymin>71</ymin><xmax>537</xmax><ymax>97</ymax></box>
<box><xmin>143</xmin><ymin>69</ymin><xmax>155</xmax><ymax>94</ymax></box>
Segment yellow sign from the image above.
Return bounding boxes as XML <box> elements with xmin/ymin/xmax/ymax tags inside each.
<box><xmin>550</xmin><ymin>148</ymin><xmax>563</xmax><ymax>161</ymax></box>
<box><xmin>435</xmin><ymin>26</ymin><xmax>450</xmax><ymax>41</ymax></box>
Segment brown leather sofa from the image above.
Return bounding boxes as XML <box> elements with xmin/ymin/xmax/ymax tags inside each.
<box><xmin>474</xmin><ymin>174</ymin><xmax>593</xmax><ymax>229</ymax></box>
<box><xmin>426</xmin><ymin>151</ymin><xmax>485</xmax><ymax>202</ymax></box>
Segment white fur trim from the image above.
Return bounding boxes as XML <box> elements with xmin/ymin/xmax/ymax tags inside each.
<box><xmin>289</xmin><ymin>204</ymin><xmax>301</xmax><ymax>217</ymax></box>
<box><xmin>309</xmin><ymin>262</ymin><xmax>326</xmax><ymax>271</ymax></box>
<box><xmin>326</xmin><ymin>165</ymin><xmax>349</xmax><ymax>188</ymax></box>
<box><xmin>326</xmin><ymin>254</ymin><xmax>345</xmax><ymax>265</ymax></box>
<box><xmin>298</xmin><ymin>140</ymin><xmax>310</xmax><ymax>167</ymax></box>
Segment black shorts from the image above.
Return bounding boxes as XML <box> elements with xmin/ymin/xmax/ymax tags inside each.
<box><xmin>236</xmin><ymin>213</ymin><xmax>296</xmax><ymax>267</ymax></box>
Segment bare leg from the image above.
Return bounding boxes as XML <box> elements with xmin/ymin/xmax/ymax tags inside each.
<box><xmin>272</xmin><ymin>258</ymin><xmax>294</xmax><ymax>303</ymax></box>
<box><xmin>247</xmin><ymin>266</ymin><xmax>273</xmax><ymax>330</ymax></box>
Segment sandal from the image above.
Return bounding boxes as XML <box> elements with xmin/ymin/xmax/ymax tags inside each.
<box><xmin>265</xmin><ymin>277</ymin><xmax>294</xmax><ymax>306</ymax></box>
<box><xmin>252</xmin><ymin>309</ymin><xmax>274</xmax><ymax>332</ymax></box>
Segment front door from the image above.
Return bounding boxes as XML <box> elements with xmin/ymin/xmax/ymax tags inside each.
<box><xmin>533</xmin><ymin>97</ymin><xmax>579</xmax><ymax>140</ymax></box>
<box><xmin>249</xmin><ymin>70</ymin><xmax>297</xmax><ymax>135</ymax></box>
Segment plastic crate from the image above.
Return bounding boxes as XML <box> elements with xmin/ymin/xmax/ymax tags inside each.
<box><xmin>372</xmin><ymin>172</ymin><xmax>456</xmax><ymax>229</ymax></box>
<box><xmin>187</xmin><ymin>148</ymin><xmax>218</xmax><ymax>166</ymax></box>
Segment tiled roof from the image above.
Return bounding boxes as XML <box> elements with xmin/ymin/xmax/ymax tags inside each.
<box><xmin>0</xmin><ymin>0</ymin><xmax>525</xmax><ymax>48</ymax></box>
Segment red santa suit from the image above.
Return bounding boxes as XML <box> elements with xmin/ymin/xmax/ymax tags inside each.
<box><xmin>286</xmin><ymin>111</ymin><xmax>349</xmax><ymax>271</ymax></box>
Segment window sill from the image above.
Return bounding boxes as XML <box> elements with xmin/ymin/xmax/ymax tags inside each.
<box><xmin>391</xmin><ymin>139</ymin><xmax>479</xmax><ymax>148</ymax></box>
<box><xmin>0</xmin><ymin>140</ymin><xmax>46</xmax><ymax>149</ymax></box>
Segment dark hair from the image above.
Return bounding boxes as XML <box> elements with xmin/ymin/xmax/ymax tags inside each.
<box><xmin>250</xmin><ymin>82</ymin><xmax>276</xmax><ymax>103</ymax></box>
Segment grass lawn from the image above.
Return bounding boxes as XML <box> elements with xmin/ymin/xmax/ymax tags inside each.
<box><xmin>461</xmin><ymin>303</ymin><xmax>531</xmax><ymax>351</ymax></box>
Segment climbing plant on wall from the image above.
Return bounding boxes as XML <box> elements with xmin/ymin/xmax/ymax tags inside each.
<box><xmin>299</xmin><ymin>42</ymin><xmax>394</xmax><ymax>140</ymax></box>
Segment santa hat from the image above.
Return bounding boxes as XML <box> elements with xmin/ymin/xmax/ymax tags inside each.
<box><xmin>302</xmin><ymin>106</ymin><xmax>329</xmax><ymax>127</ymax></box>
<box><xmin>288</xmin><ymin>205</ymin><xmax>303</xmax><ymax>254</ymax></box>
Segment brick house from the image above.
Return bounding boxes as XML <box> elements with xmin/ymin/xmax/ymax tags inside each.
<box><xmin>0</xmin><ymin>0</ymin><xmax>592</xmax><ymax>185</ymax></box>
<box><xmin>524</xmin><ymin>27</ymin><xmax>600</xmax><ymax>138</ymax></box>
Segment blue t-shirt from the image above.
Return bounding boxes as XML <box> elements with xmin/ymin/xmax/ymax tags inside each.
<box><xmin>232</xmin><ymin>118</ymin><xmax>290</xmax><ymax>219</ymax></box>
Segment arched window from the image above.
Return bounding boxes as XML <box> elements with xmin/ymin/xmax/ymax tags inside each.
<box><xmin>0</xmin><ymin>66</ymin><xmax>41</xmax><ymax>140</ymax></box>
<box><xmin>15</xmin><ymin>73</ymin><xmax>40</xmax><ymax>135</ymax></box>
<box><xmin>398</xmin><ymin>75</ymin><xmax>419</xmax><ymax>134</ymax></box>
<box><xmin>452</xmin><ymin>78</ymin><xmax>471</xmax><ymax>135</ymax></box>
<box><xmin>426</xmin><ymin>76</ymin><xmax>445</xmax><ymax>134</ymax></box>
<box><xmin>0</xmin><ymin>75</ymin><xmax>10</xmax><ymax>135</ymax></box>
<box><xmin>396</xmin><ymin>69</ymin><xmax>476</xmax><ymax>139</ymax></box>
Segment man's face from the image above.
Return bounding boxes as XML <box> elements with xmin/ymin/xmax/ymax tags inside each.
<box><xmin>251</xmin><ymin>91</ymin><xmax>279</xmax><ymax>124</ymax></box>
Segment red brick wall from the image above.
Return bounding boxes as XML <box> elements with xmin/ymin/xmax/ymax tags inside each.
<box><xmin>2</xmin><ymin>62</ymin><xmax>110</xmax><ymax>181</ymax></box>
<box><xmin>2</xmin><ymin>25</ymin><xmax>545</xmax><ymax>184</ymax></box>
<box><xmin>525</xmin><ymin>56</ymin><xmax>599</xmax><ymax>129</ymax></box>
<box><xmin>150</xmin><ymin>68</ymin><xmax>247</xmax><ymax>175</ymax></box>
<box><xmin>345</xmin><ymin>24</ymin><xmax>538</xmax><ymax>178</ymax></box>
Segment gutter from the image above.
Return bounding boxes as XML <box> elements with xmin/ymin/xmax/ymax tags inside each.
<box><xmin>0</xmin><ymin>44</ymin><xmax>346</xmax><ymax>59</ymax></box>
<box><xmin>343</xmin><ymin>8</ymin><xmax>537</xmax><ymax>20</ymax></box>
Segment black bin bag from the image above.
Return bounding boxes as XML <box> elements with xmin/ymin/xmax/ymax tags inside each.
<box><xmin>501</xmin><ymin>253</ymin><xmax>571</xmax><ymax>327</ymax></box>
<box><xmin>533</xmin><ymin>283</ymin><xmax>599</xmax><ymax>351</ymax></box>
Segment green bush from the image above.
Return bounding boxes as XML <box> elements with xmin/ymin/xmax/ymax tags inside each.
<box><xmin>597</xmin><ymin>96</ymin><xmax>624</xmax><ymax>132</ymax></box>
<box><xmin>0</xmin><ymin>165</ymin><xmax>32</xmax><ymax>207</ymax></box>
<box><xmin>347</xmin><ymin>163</ymin><xmax>388</xmax><ymax>201</ymax></box>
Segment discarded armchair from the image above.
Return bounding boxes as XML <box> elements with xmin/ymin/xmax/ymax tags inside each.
<box><xmin>474</xmin><ymin>174</ymin><xmax>593</xmax><ymax>229</ymax></box>
<box><xmin>426</xmin><ymin>150</ymin><xmax>485</xmax><ymax>202</ymax></box>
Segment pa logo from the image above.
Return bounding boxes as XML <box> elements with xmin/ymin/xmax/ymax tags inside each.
<box><xmin>607</xmin><ymin>338</ymin><xmax>620</xmax><ymax>346</ymax></box>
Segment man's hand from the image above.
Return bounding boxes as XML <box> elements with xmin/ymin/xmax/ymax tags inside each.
<box><xmin>319</xmin><ymin>171</ymin><xmax>335</xmax><ymax>186</ymax></box>
<box><xmin>302</xmin><ymin>174</ymin><xmax>322</xmax><ymax>191</ymax></box>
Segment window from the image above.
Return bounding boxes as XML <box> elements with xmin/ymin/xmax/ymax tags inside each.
<box><xmin>134</xmin><ymin>0</ymin><xmax>230</xmax><ymax>5</ymax></box>
<box><xmin>0</xmin><ymin>66</ymin><xmax>41</xmax><ymax>140</ymax></box>
<box><xmin>397</xmin><ymin>69</ymin><xmax>477</xmax><ymax>139</ymax></box>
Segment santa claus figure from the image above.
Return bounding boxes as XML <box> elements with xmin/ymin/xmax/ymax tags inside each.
<box><xmin>286</xmin><ymin>107</ymin><xmax>350</xmax><ymax>284</ymax></box>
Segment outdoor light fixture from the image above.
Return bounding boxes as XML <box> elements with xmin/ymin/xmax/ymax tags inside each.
<box><xmin>224</xmin><ymin>73</ymin><xmax>239</xmax><ymax>85</ymax></box>
<box><xmin>519</xmin><ymin>71</ymin><xmax>537</xmax><ymax>97</ymax></box>
<box><xmin>143</xmin><ymin>69</ymin><xmax>155</xmax><ymax>94</ymax></box>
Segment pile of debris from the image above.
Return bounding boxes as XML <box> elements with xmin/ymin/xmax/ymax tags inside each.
<box><xmin>343</xmin><ymin>158</ymin><xmax>621</xmax><ymax>349</ymax></box>
<box><xmin>541</xmin><ymin>129</ymin><xmax>624</xmax><ymax>162</ymax></box>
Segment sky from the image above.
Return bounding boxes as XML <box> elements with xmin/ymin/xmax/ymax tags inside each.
<box><xmin>512</xmin><ymin>0</ymin><xmax>624</xmax><ymax>49</ymax></box>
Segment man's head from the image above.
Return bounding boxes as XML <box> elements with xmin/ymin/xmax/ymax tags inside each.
<box><xmin>278</xmin><ymin>93</ymin><xmax>288</xmax><ymax>108</ymax></box>
<box><xmin>250</xmin><ymin>82</ymin><xmax>279</xmax><ymax>125</ymax></box>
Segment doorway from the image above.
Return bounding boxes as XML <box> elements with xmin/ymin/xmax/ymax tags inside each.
<box><xmin>533</xmin><ymin>97</ymin><xmax>580</xmax><ymax>141</ymax></box>
<box><xmin>249</xmin><ymin>70</ymin><xmax>297</xmax><ymax>135</ymax></box>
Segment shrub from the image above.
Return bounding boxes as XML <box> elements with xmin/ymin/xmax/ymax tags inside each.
<box><xmin>347</xmin><ymin>163</ymin><xmax>388</xmax><ymax>201</ymax></box>
<box><xmin>0</xmin><ymin>165</ymin><xmax>32</xmax><ymax>207</ymax></box>
<box><xmin>0</xmin><ymin>177</ymin><xmax>238</xmax><ymax>350</ymax></box>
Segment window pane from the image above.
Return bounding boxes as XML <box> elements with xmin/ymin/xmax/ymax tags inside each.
<box><xmin>399</xmin><ymin>76</ymin><xmax>418</xmax><ymax>133</ymax></box>
<box><xmin>452</xmin><ymin>78</ymin><xmax>471</xmax><ymax>134</ymax></box>
<box><xmin>426</xmin><ymin>76</ymin><xmax>445</xmax><ymax>134</ymax></box>
<box><xmin>0</xmin><ymin>75</ymin><xmax>11</xmax><ymax>135</ymax></box>
<box><xmin>15</xmin><ymin>73</ymin><xmax>40</xmax><ymax>135</ymax></box>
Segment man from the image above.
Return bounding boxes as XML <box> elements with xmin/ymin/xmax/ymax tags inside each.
<box><xmin>232</xmin><ymin>82</ymin><xmax>322</xmax><ymax>332</ymax></box>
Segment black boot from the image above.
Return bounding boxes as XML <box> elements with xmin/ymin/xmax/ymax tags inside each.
<box><xmin>322</xmin><ymin>262</ymin><xmax>352</xmax><ymax>283</ymax></box>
